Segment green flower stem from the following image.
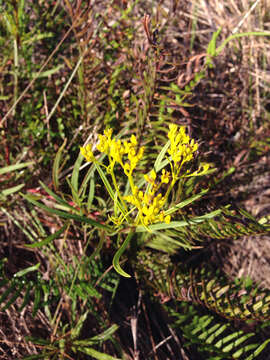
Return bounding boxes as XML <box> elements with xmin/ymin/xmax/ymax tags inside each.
<box><xmin>107</xmin><ymin>160</ymin><xmax>131</xmax><ymax>222</ymax></box>
<box><xmin>127</xmin><ymin>174</ymin><xmax>135</xmax><ymax>192</ymax></box>
<box><xmin>127</xmin><ymin>175</ymin><xmax>142</xmax><ymax>226</ymax></box>
<box><xmin>164</xmin><ymin>166</ymin><xmax>179</xmax><ymax>202</ymax></box>
<box><xmin>94</xmin><ymin>161</ymin><xmax>127</xmax><ymax>221</ymax></box>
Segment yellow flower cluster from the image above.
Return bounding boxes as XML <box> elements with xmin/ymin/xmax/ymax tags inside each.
<box><xmin>167</xmin><ymin>124</ymin><xmax>210</xmax><ymax>178</ymax></box>
<box><xmin>168</xmin><ymin>123</ymin><xmax>198</xmax><ymax>170</ymax></box>
<box><xmin>80</xmin><ymin>124</ymin><xmax>210</xmax><ymax>228</ymax></box>
<box><xmin>80</xmin><ymin>143</ymin><xmax>95</xmax><ymax>163</ymax></box>
<box><xmin>96</xmin><ymin>128</ymin><xmax>144</xmax><ymax>176</ymax></box>
<box><xmin>124</xmin><ymin>169</ymin><xmax>171</xmax><ymax>226</ymax></box>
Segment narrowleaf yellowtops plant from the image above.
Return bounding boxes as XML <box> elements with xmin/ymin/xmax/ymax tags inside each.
<box><xmin>79</xmin><ymin>124</ymin><xmax>210</xmax><ymax>277</ymax></box>
<box><xmin>80</xmin><ymin>124</ymin><xmax>209</xmax><ymax>229</ymax></box>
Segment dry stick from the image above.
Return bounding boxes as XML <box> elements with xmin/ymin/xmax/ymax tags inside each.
<box><xmin>43</xmin><ymin>90</ymin><xmax>50</xmax><ymax>143</ymax></box>
<box><xmin>148</xmin><ymin>335</ymin><xmax>173</xmax><ymax>356</ymax></box>
<box><xmin>1</xmin><ymin>21</ymin><xmax>75</xmax><ymax>127</ymax></box>
<box><xmin>232</xmin><ymin>0</ymin><xmax>261</xmax><ymax>34</ymax></box>
<box><xmin>130</xmin><ymin>290</ymin><xmax>142</xmax><ymax>360</ymax></box>
<box><xmin>45</xmin><ymin>49</ymin><xmax>86</xmax><ymax>125</ymax></box>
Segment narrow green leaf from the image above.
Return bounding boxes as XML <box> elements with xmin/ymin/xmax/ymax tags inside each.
<box><xmin>112</xmin><ymin>233</ymin><xmax>133</xmax><ymax>278</ymax></box>
<box><xmin>23</xmin><ymin>32</ymin><xmax>54</xmax><ymax>45</ymax></box>
<box><xmin>33</xmin><ymin>285</ymin><xmax>41</xmax><ymax>317</ymax></box>
<box><xmin>2</xmin><ymin>281</ymin><xmax>25</xmax><ymax>310</ymax></box>
<box><xmin>146</xmin><ymin>231</ymin><xmax>192</xmax><ymax>253</ymax></box>
<box><xmin>232</xmin><ymin>343</ymin><xmax>258</xmax><ymax>358</ymax></box>
<box><xmin>87</xmin><ymin>174</ymin><xmax>95</xmax><ymax>210</ymax></box>
<box><xmin>165</xmin><ymin>189</ymin><xmax>208</xmax><ymax>215</ymax></box>
<box><xmin>66</xmin><ymin>177</ymin><xmax>81</xmax><ymax>208</ymax></box>
<box><xmin>205</xmin><ymin>27</ymin><xmax>222</xmax><ymax>67</ymax></box>
<box><xmin>22</xmin><ymin>194</ymin><xmax>111</xmax><ymax>231</ymax></box>
<box><xmin>25</xmin><ymin>336</ymin><xmax>51</xmax><ymax>346</ymax></box>
<box><xmin>52</xmin><ymin>138</ymin><xmax>67</xmax><ymax>191</ymax></box>
<box><xmin>39</xmin><ymin>181</ymin><xmax>75</xmax><ymax>211</ymax></box>
<box><xmin>22</xmin><ymin>352</ymin><xmax>56</xmax><ymax>360</ymax></box>
<box><xmin>192</xmin><ymin>316</ymin><xmax>212</xmax><ymax>335</ymax></box>
<box><xmin>24</xmin><ymin>224</ymin><xmax>67</xmax><ymax>248</ymax></box>
<box><xmin>71</xmin><ymin>311</ymin><xmax>89</xmax><ymax>340</ymax></box>
<box><xmin>94</xmin><ymin>162</ymin><xmax>115</xmax><ymax>200</ymax></box>
<box><xmin>0</xmin><ymin>161</ymin><xmax>34</xmax><ymax>175</ymax></box>
<box><xmin>14</xmin><ymin>263</ymin><xmax>40</xmax><ymax>277</ymax></box>
<box><xmin>136</xmin><ymin>209</ymin><xmax>222</xmax><ymax>232</ymax></box>
<box><xmin>1</xmin><ymin>183</ymin><xmax>25</xmax><ymax>196</ymax></box>
<box><xmin>206</xmin><ymin>324</ymin><xmax>227</xmax><ymax>344</ymax></box>
<box><xmin>94</xmin><ymin>162</ymin><xmax>127</xmax><ymax>217</ymax></box>
<box><xmin>222</xmin><ymin>333</ymin><xmax>254</xmax><ymax>352</ymax></box>
<box><xmin>216</xmin><ymin>31</ymin><xmax>270</xmax><ymax>57</ymax></box>
<box><xmin>207</xmin><ymin>27</ymin><xmax>222</xmax><ymax>56</ymax></box>
<box><xmin>19</xmin><ymin>282</ymin><xmax>32</xmax><ymax>311</ymax></box>
<box><xmin>74</xmin><ymin>285</ymin><xmax>86</xmax><ymax>299</ymax></box>
<box><xmin>73</xmin><ymin>324</ymin><xmax>119</xmax><ymax>345</ymax></box>
<box><xmin>153</xmin><ymin>140</ymin><xmax>170</xmax><ymax>172</ymax></box>
<box><xmin>76</xmin><ymin>346</ymin><xmax>120</xmax><ymax>360</ymax></box>
<box><xmin>32</xmin><ymin>64</ymin><xmax>64</xmax><ymax>78</ymax></box>
<box><xmin>80</xmin><ymin>282</ymin><xmax>101</xmax><ymax>298</ymax></box>
<box><xmin>0</xmin><ymin>282</ymin><xmax>17</xmax><ymax>306</ymax></box>
<box><xmin>91</xmin><ymin>324</ymin><xmax>119</xmax><ymax>342</ymax></box>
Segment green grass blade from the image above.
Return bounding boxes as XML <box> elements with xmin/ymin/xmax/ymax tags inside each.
<box><xmin>0</xmin><ymin>161</ymin><xmax>34</xmax><ymax>175</ymax></box>
<box><xmin>32</xmin><ymin>285</ymin><xmax>41</xmax><ymax>317</ymax></box>
<box><xmin>76</xmin><ymin>346</ymin><xmax>120</xmax><ymax>360</ymax></box>
<box><xmin>73</xmin><ymin>324</ymin><xmax>119</xmax><ymax>345</ymax></box>
<box><xmin>25</xmin><ymin>224</ymin><xmax>68</xmax><ymax>248</ymax></box>
<box><xmin>39</xmin><ymin>181</ymin><xmax>75</xmax><ymax>211</ymax></box>
<box><xmin>14</xmin><ymin>263</ymin><xmax>40</xmax><ymax>277</ymax></box>
<box><xmin>19</xmin><ymin>282</ymin><xmax>32</xmax><ymax>311</ymax></box>
<box><xmin>1</xmin><ymin>183</ymin><xmax>25</xmax><ymax>196</ymax></box>
<box><xmin>52</xmin><ymin>138</ymin><xmax>67</xmax><ymax>191</ymax></box>
<box><xmin>71</xmin><ymin>151</ymin><xmax>84</xmax><ymax>199</ymax></box>
<box><xmin>216</xmin><ymin>31</ymin><xmax>270</xmax><ymax>56</ymax></box>
<box><xmin>2</xmin><ymin>281</ymin><xmax>25</xmax><ymax>310</ymax></box>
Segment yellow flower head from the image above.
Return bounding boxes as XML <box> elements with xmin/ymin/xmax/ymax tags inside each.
<box><xmin>97</xmin><ymin>128</ymin><xmax>113</xmax><ymax>155</ymax></box>
<box><xmin>80</xmin><ymin>144</ymin><xmax>95</xmax><ymax>162</ymax></box>
<box><xmin>168</xmin><ymin>124</ymin><xmax>198</xmax><ymax>169</ymax></box>
<box><xmin>144</xmin><ymin>169</ymin><xmax>156</xmax><ymax>184</ymax></box>
<box><xmin>161</xmin><ymin>169</ymin><xmax>170</xmax><ymax>184</ymax></box>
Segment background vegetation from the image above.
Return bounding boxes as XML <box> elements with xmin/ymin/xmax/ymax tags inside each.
<box><xmin>1</xmin><ymin>0</ymin><xmax>270</xmax><ymax>359</ymax></box>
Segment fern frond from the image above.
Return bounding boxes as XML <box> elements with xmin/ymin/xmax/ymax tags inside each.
<box><xmin>167</xmin><ymin>302</ymin><xmax>270</xmax><ymax>360</ymax></box>
<box><xmin>137</xmin><ymin>250</ymin><xmax>270</xmax><ymax>322</ymax></box>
